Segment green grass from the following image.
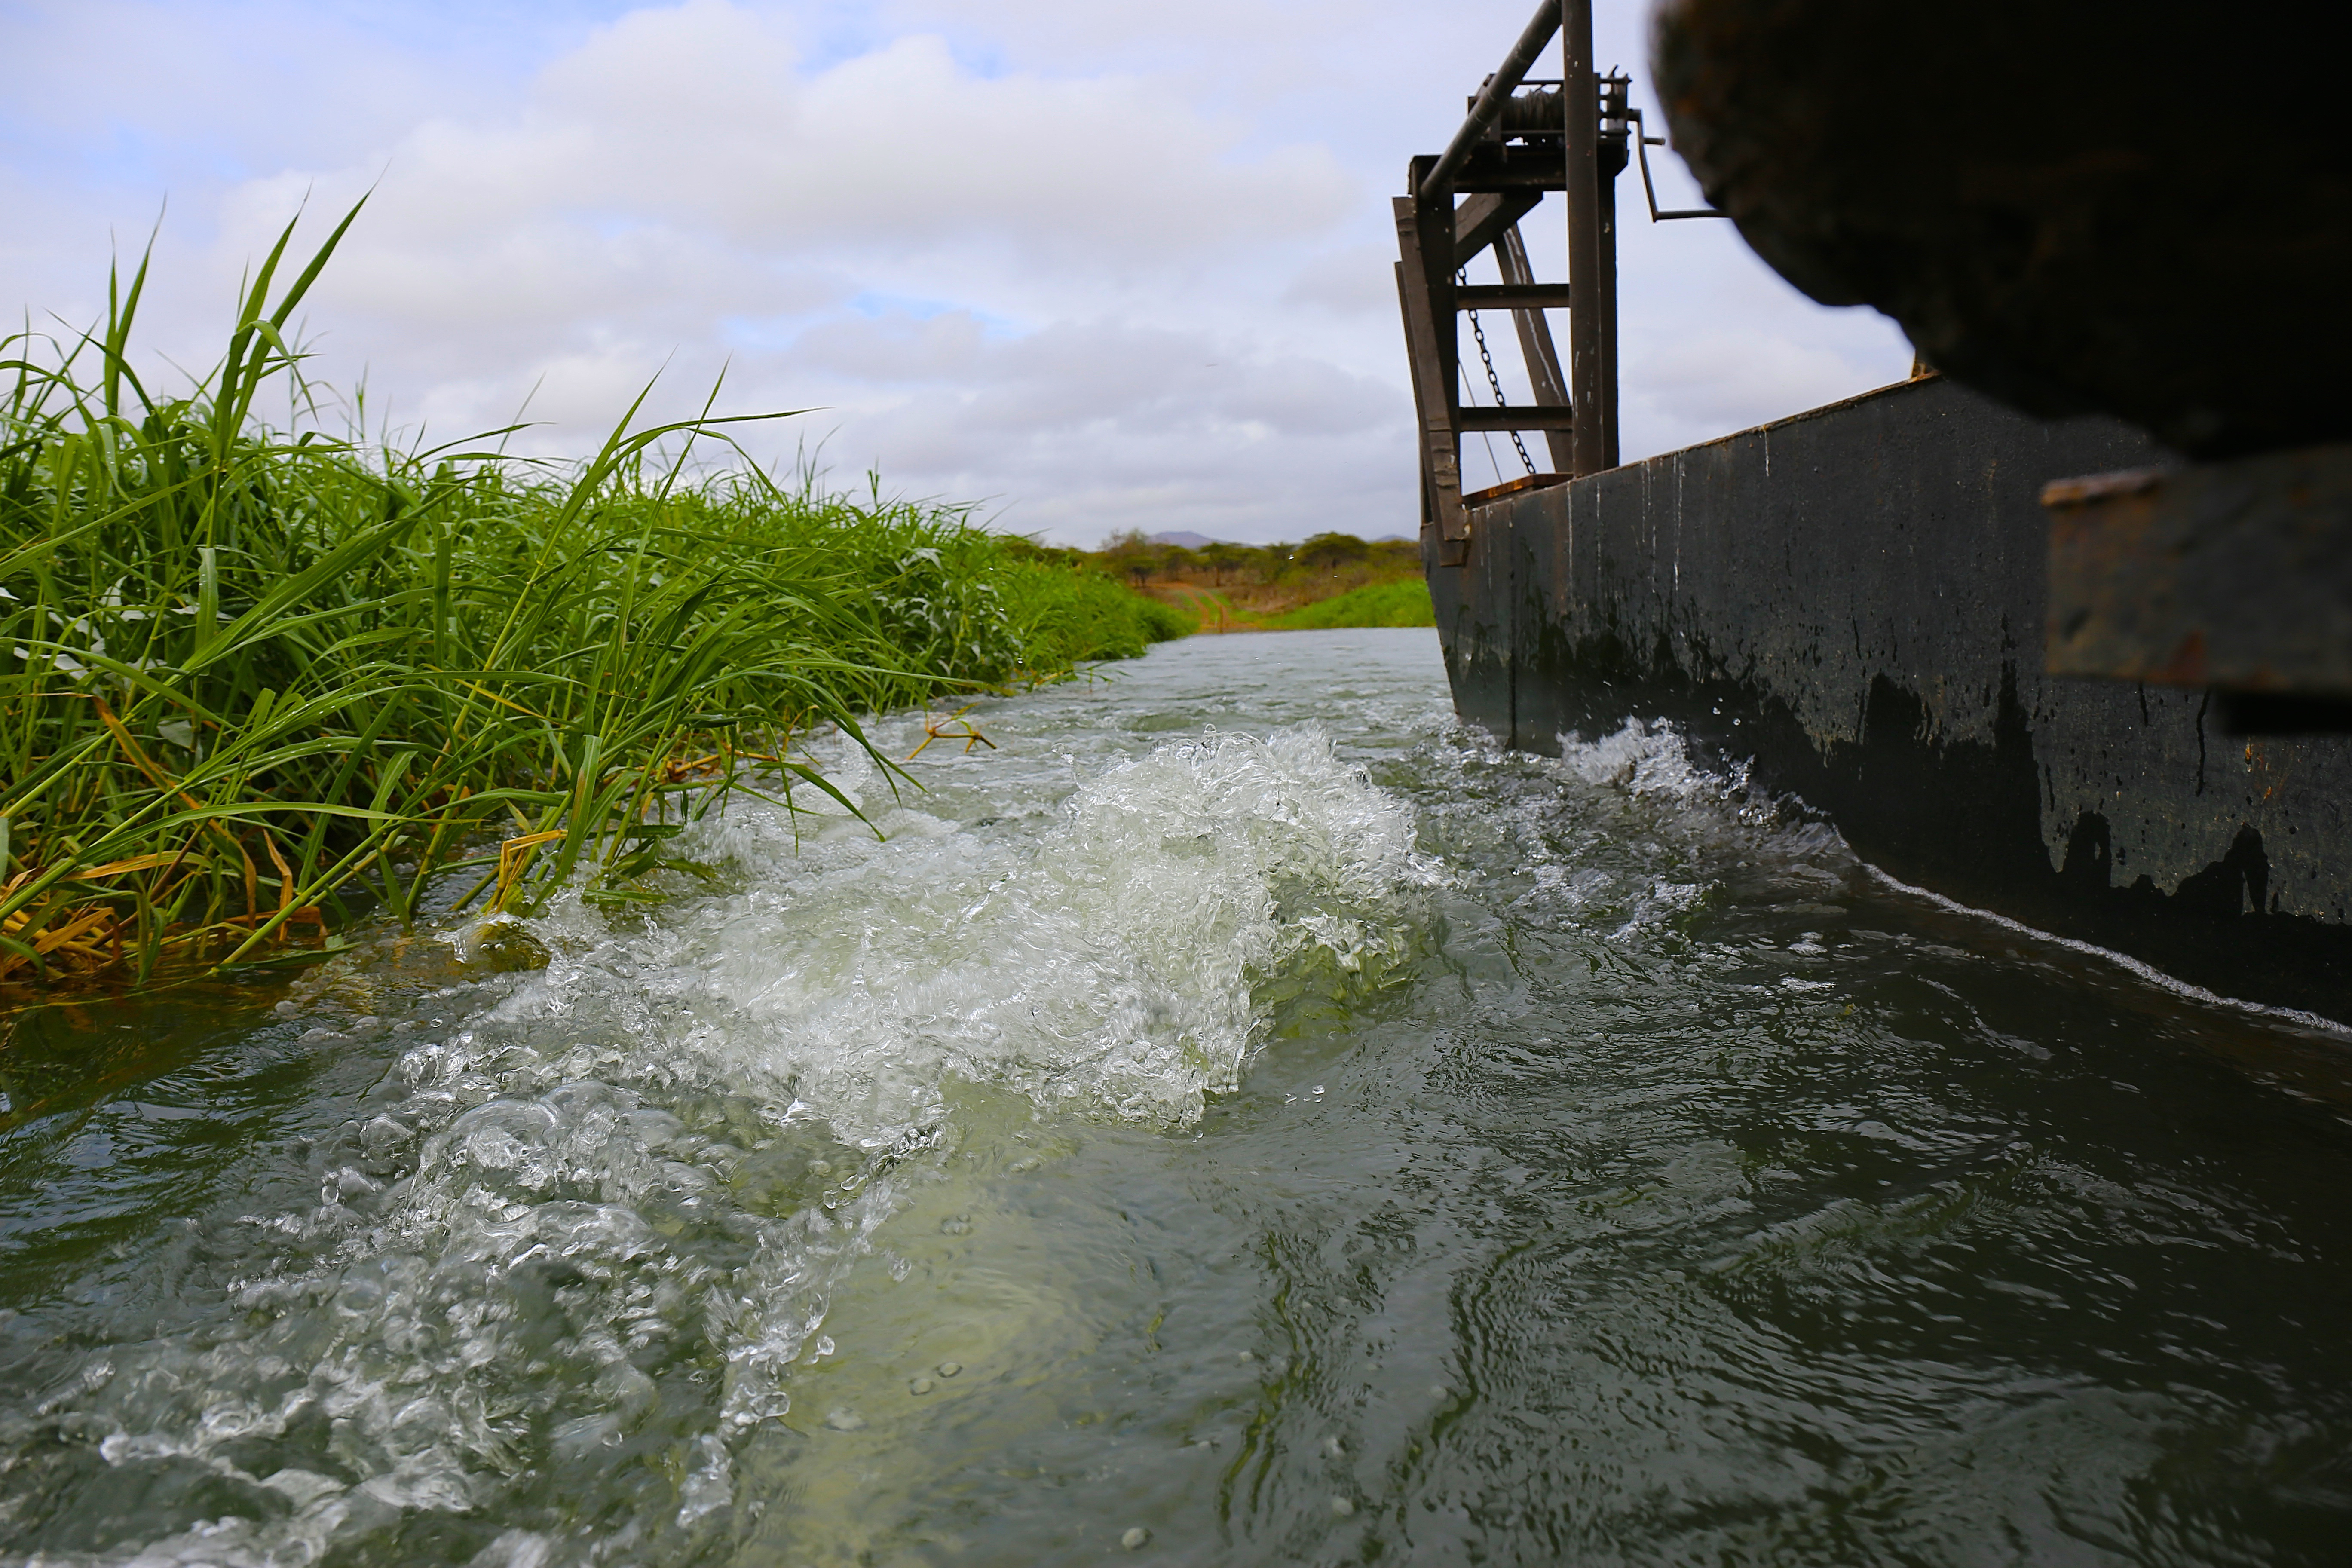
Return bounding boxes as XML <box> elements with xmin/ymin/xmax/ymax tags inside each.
<box><xmin>0</xmin><ymin>204</ymin><xmax>1183</xmax><ymax>991</ymax></box>
<box><xmin>1002</xmin><ymin>564</ymin><xmax>1194</xmax><ymax>665</ymax></box>
<box><xmin>1261</xmin><ymin>577</ymin><xmax>1435</xmax><ymax>630</ymax></box>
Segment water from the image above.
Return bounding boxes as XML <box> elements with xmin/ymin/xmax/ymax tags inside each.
<box><xmin>5</xmin><ymin>628</ymin><xmax>2351</xmax><ymax>1567</ymax></box>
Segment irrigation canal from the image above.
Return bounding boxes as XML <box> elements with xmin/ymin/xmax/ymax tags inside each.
<box><xmin>3</xmin><ymin>628</ymin><xmax>2349</xmax><ymax>1565</ymax></box>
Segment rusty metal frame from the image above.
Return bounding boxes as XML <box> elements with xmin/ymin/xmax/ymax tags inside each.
<box><xmin>1399</xmin><ymin>0</ymin><xmax>1630</xmax><ymax>565</ymax></box>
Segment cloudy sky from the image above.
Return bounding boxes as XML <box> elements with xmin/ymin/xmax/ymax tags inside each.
<box><xmin>2</xmin><ymin>0</ymin><xmax>1910</xmax><ymax>546</ymax></box>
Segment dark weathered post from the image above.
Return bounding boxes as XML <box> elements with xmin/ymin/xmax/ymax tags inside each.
<box><xmin>1394</xmin><ymin>183</ymin><xmax>1468</xmax><ymax>558</ymax></box>
<box><xmin>1561</xmin><ymin>0</ymin><xmax>1605</xmax><ymax>476</ymax></box>
<box><xmin>1595</xmin><ymin>74</ymin><xmax>1629</xmax><ymax>469</ymax></box>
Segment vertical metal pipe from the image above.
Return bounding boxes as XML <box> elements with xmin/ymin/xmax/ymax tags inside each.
<box><xmin>1597</xmin><ymin>167</ymin><xmax>1620</xmax><ymax>469</ymax></box>
<box><xmin>1562</xmin><ymin>0</ymin><xmax>1604</xmax><ymax>476</ymax></box>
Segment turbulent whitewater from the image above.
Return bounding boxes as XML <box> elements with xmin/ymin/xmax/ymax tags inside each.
<box><xmin>4</xmin><ymin>630</ymin><xmax>2349</xmax><ymax>1568</ymax></box>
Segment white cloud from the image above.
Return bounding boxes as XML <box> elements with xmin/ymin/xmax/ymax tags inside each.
<box><xmin>1282</xmin><ymin>244</ymin><xmax>1403</xmax><ymax>318</ymax></box>
<box><xmin>2</xmin><ymin>0</ymin><xmax>1911</xmax><ymax>546</ymax></box>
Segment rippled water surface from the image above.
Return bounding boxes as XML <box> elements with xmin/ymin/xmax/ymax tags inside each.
<box><xmin>6</xmin><ymin>628</ymin><xmax>2352</xmax><ymax>1567</ymax></box>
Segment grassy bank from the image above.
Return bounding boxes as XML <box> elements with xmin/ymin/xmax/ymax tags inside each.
<box><xmin>0</xmin><ymin>211</ymin><xmax>1183</xmax><ymax>991</ymax></box>
<box><xmin>1084</xmin><ymin>530</ymin><xmax>1429</xmax><ymax>631</ymax></box>
<box><xmin>1261</xmin><ymin>577</ymin><xmax>1434</xmax><ymax>630</ymax></box>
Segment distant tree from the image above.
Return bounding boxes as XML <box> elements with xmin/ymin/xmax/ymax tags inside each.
<box><xmin>1199</xmin><ymin>541</ymin><xmax>1249</xmax><ymax>586</ymax></box>
<box><xmin>1102</xmin><ymin>528</ymin><xmax>1156</xmax><ymax>586</ymax></box>
<box><xmin>1299</xmin><ymin>531</ymin><xmax>1372</xmax><ymax>575</ymax></box>
<box><xmin>1003</xmin><ymin>533</ymin><xmax>1084</xmax><ymax>568</ymax></box>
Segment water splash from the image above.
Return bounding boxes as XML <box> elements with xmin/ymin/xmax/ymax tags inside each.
<box><xmin>1557</xmin><ymin>716</ymin><xmax>1739</xmax><ymax>802</ymax></box>
<box><xmin>0</xmin><ymin>725</ymin><xmax>1429</xmax><ymax>1566</ymax></box>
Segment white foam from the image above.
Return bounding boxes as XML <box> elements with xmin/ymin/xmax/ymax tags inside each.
<box><xmin>1558</xmin><ymin>720</ymin><xmax>2351</xmax><ymax>1038</ymax></box>
<box><xmin>1557</xmin><ymin>717</ymin><xmax>1729</xmax><ymax>802</ymax></box>
<box><xmin>4</xmin><ymin>726</ymin><xmax>1430</xmax><ymax>1566</ymax></box>
<box><xmin>1861</xmin><ymin>863</ymin><xmax>2352</xmax><ymax>1038</ymax></box>
<box><xmin>672</xmin><ymin>725</ymin><xmax>1431</xmax><ymax>1133</ymax></box>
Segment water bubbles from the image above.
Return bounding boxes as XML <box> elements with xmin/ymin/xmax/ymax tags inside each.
<box><xmin>261</xmin><ymin>1469</ymin><xmax>344</xmax><ymax>1508</ymax></box>
<box><xmin>360</xmin><ymin>1114</ymin><xmax>410</xmax><ymax>1153</ymax></box>
<box><xmin>472</xmin><ymin>1529</ymin><xmax>557</xmax><ymax>1568</ymax></box>
<box><xmin>3</xmin><ymin>674</ymin><xmax>1445</xmax><ymax>1563</ymax></box>
<box><xmin>684</xmin><ymin>725</ymin><xmax>1431</xmax><ymax>1133</ymax></box>
<box><xmin>551</xmin><ymin>1412</ymin><xmax>625</xmax><ymax>1458</ymax></box>
<box><xmin>676</xmin><ymin>1434</ymin><xmax>733</xmax><ymax>1525</ymax></box>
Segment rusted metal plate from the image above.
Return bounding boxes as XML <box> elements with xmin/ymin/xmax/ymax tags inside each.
<box><xmin>1458</xmin><ymin>406</ymin><xmax>1576</xmax><ymax>432</ymax></box>
<box><xmin>1464</xmin><ymin>472</ymin><xmax>1571</xmax><ymax>508</ymax></box>
<box><xmin>2044</xmin><ymin>442</ymin><xmax>2352</xmax><ymax>694</ymax></box>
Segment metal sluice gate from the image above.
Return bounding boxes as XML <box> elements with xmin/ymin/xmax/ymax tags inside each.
<box><xmin>1397</xmin><ymin>0</ymin><xmax>1720</xmax><ymax>565</ymax></box>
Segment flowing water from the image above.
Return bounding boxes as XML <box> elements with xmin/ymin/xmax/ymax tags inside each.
<box><xmin>4</xmin><ymin>629</ymin><xmax>2352</xmax><ymax>1568</ymax></box>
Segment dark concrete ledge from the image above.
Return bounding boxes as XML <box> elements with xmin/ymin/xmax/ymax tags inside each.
<box><xmin>1426</xmin><ymin>374</ymin><xmax>2352</xmax><ymax>1023</ymax></box>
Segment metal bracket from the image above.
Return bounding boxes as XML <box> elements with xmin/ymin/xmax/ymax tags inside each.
<box><xmin>1627</xmin><ymin>107</ymin><xmax>1727</xmax><ymax>221</ymax></box>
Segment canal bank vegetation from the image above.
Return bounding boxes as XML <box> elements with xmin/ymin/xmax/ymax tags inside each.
<box><xmin>1087</xmin><ymin>529</ymin><xmax>1433</xmax><ymax>632</ymax></box>
<box><xmin>1260</xmin><ymin>577</ymin><xmax>1434</xmax><ymax>630</ymax></box>
<box><xmin>0</xmin><ymin>211</ymin><xmax>1185</xmax><ymax>992</ymax></box>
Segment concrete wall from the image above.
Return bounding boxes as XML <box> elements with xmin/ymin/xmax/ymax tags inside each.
<box><xmin>1428</xmin><ymin>374</ymin><xmax>2352</xmax><ymax>1021</ymax></box>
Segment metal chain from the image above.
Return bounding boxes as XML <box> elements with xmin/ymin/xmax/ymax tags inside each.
<box><xmin>1459</xmin><ymin>269</ymin><xmax>1536</xmax><ymax>476</ymax></box>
